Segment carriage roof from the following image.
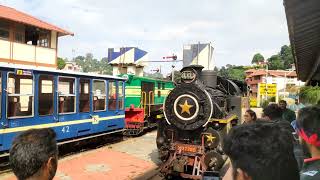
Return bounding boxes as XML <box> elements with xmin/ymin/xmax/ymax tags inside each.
<box><xmin>0</xmin><ymin>64</ymin><xmax>127</xmax><ymax>80</ymax></box>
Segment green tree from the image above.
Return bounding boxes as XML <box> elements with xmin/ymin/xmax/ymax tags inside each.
<box><xmin>267</xmin><ymin>55</ymin><xmax>284</xmax><ymax>70</ymax></box>
<box><xmin>217</xmin><ymin>65</ymin><xmax>246</xmax><ymax>81</ymax></box>
<box><xmin>299</xmin><ymin>86</ymin><xmax>320</xmax><ymax>105</ymax></box>
<box><xmin>280</xmin><ymin>45</ymin><xmax>294</xmax><ymax>69</ymax></box>
<box><xmin>57</xmin><ymin>57</ymin><xmax>66</xmax><ymax>70</ymax></box>
<box><xmin>251</xmin><ymin>53</ymin><xmax>265</xmax><ymax>64</ymax></box>
<box><xmin>100</xmin><ymin>57</ymin><xmax>113</xmax><ymax>75</ymax></box>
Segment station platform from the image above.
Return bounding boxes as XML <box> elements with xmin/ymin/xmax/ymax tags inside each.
<box><xmin>1</xmin><ymin>131</ymin><xmax>159</xmax><ymax>180</ymax></box>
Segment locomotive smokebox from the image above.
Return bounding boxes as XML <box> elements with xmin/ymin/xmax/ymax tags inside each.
<box><xmin>200</xmin><ymin>70</ymin><xmax>217</xmax><ymax>88</ymax></box>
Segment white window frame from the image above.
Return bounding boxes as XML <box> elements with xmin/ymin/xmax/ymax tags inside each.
<box><xmin>118</xmin><ymin>81</ymin><xmax>125</xmax><ymax>110</ymax></box>
<box><xmin>93</xmin><ymin>79</ymin><xmax>106</xmax><ymax>112</ymax></box>
<box><xmin>38</xmin><ymin>74</ymin><xmax>54</xmax><ymax>116</ymax></box>
<box><xmin>6</xmin><ymin>72</ymin><xmax>34</xmax><ymax>119</ymax></box>
<box><xmin>58</xmin><ymin>76</ymin><xmax>76</xmax><ymax>115</ymax></box>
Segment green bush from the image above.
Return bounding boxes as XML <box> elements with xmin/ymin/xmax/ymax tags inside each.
<box><xmin>299</xmin><ymin>86</ymin><xmax>320</xmax><ymax>105</ymax></box>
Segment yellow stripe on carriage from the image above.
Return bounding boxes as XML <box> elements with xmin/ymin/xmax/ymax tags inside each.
<box><xmin>0</xmin><ymin>115</ymin><xmax>125</xmax><ymax>134</ymax></box>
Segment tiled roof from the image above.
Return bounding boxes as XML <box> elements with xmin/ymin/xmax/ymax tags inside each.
<box><xmin>0</xmin><ymin>5</ymin><xmax>73</xmax><ymax>36</ymax></box>
<box><xmin>247</xmin><ymin>69</ymin><xmax>297</xmax><ymax>78</ymax></box>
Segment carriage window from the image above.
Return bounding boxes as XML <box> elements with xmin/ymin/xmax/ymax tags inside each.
<box><xmin>58</xmin><ymin>77</ymin><xmax>75</xmax><ymax>114</ymax></box>
<box><xmin>38</xmin><ymin>75</ymin><xmax>54</xmax><ymax>116</ymax></box>
<box><xmin>118</xmin><ymin>81</ymin><xmax>124</xmax><ymax>110</ymax></box>
<box><xmin>93</xmin><ymin>80</ymin><xmax>106</xmax><ymax>111</ymax></box>
<box><xmin>7</xmin><ymin>73</ymin><xmax>33</xmax><ymax>118</ymax></box>
<box><xmin>79</xmin><ymin>79</ymin><xmax>90</xmax><ymax>112</ymax></box>
<box><xmin>108</xmin><ymin>81</ymin><xmax>117</xmax><ymax>110</ymax></box>
<box><xmin>158</xmin><ymin>82</ymin><xmax>161</xmax><ymax>89</ymax></box>
<box><xmin>162</xmin><ymin>83</ymin><xmax>165</xmax><ymax>90</ymax></box>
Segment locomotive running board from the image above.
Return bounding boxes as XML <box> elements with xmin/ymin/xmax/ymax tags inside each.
<box><xmin>209</xmin><ymin>114</ymin><xmax>238</xmax><ymax>124</ymax></box>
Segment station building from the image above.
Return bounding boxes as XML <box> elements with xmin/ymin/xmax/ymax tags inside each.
<box><xmin>108</xmin><ymin>47</ymin><xmax>148</xmax><ymax>76</ymax></box>
<box><xmin>246</xmin><ymin>68</ymin><xmax>304</xmax><ymax>98</ymax></box>
<box><xmin>0</xmin><ymin>5</ymin><xmax>73</xmax><ymax>69</ymax></box>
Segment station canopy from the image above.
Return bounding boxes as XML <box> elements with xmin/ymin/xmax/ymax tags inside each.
<box><xmin>284</xmin><ymin>0</ymin><xmax>320</xmax><ymax>84</ymax></box>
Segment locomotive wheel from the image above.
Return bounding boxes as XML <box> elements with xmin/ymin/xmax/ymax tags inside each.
<box><xmin>204</xmin><ymin>151</ymin><xmax>224</xmax><ymax>171</ymax></box>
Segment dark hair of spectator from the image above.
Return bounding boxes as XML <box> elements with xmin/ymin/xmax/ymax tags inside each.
<box><xmin>297</xmin><ymin>106</ymin><xmax>320</xmax><ymax>150</ymax></box>
<box><xmin>9</xmin><ymin>128</ymin><xmax>58</xmax><ymax>180</ymax></box>
<box><xmin>246</xmin><ymin>109</ymin><xmax>257</xmax><ymax>122</ymax></box>
<box><xmin>262</xmin><ymin>104</ymin><xmax>283</xmax><ymax>120</ymax></box>
<box><xmin>279</xmin><ymin>99</ymin><xmax>287</xmax><ymax>104</ymax></box>
<box><xmin>223</xmin><ymin>122</ymin><xmax>299</xmax><ymax>180</ymax></box>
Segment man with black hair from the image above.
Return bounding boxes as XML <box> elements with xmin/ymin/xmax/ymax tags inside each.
<box><xmin>10</xmin><ymin>128</ymin><xmax>58</xmax><ymax>180</ymax></box>
<box><xmin>222</xmin><ymin>121</ymin><xmax>299</xmax><ymax>180</ymax></box>
<box><xmin>262</xmin><ymin>103</ymin><xmax>304</xmax><ymax>169</ymax></box>
<box><xmin>262</xmin><ymin>103</ymin><xmax>295</xmax><ymax>131</ymax></box>
<box><xmin>262</xmin><ymin>103</ymin><xmax>283</xmax><ymax>121</ymax></box>
<box><xmin>279</xmin><ymin>99</ymin><xmax>296</xmax><ymax>123</ymax></box>
<box><xmin>297</xmin><ymin>106</ymin><xmax>320</xmax><ymax>180</ymax></box>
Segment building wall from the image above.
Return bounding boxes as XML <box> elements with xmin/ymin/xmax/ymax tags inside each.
<box><xmin>50</xmin><ymin>31</ymin><xmax>57</xmax><ymax>49</ymax></box>
<box><xmin>0</xmin><ymin>39</ymin><xmax>56</xmax><ymax>67</ymax></box>
<box><xmin>0</xmin><ymin>39</ymin><xmax>10</xmax><ymax>59</ymax></box>
<box><xmin>127</xmin><ymin>65</ymin><xmax>136</xmax><ymax>74</ymax></box>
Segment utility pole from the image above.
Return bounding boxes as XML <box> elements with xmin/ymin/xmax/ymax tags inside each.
<box><xmin>265</xmin><ymin>63</ymin><xmax>268</xmax><ymax>101</ymax></box>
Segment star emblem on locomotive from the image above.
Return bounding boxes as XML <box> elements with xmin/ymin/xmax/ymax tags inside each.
<box><xmin>179</xmin><ymin>100</ymin><xmax>194</xmax><ymax>115</ymax></box>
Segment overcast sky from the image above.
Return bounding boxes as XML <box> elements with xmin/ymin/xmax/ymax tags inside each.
<box><xmin>0</xmin><ymin>0</ymin><xmax>290</xmax><ymax>74</ymax></box>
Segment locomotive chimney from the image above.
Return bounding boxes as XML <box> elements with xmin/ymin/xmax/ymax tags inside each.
<box><xmin>200</xmin><ymin>70</ymin><xmax>217</xmax><ymax>88</ymax></box>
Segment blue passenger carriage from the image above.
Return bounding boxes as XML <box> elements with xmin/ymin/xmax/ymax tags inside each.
<box><xmin>0</xmin><ymin>65</ymin><xmax>126</xmax><ymax>153</ymax></box>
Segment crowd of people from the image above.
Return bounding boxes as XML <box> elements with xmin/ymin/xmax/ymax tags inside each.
<box><xmin>223</xmin><ymin>100</ymin><xmax>319</xmax><ymax>180</ymax></box>
<box><xmin>7</xmin><ymin>100</ymin><xmax>319</xmax><ymax>180</ymax></box>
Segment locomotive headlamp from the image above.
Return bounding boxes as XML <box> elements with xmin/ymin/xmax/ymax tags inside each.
<box><xmin>181</xmin><ymin>70</ymin><xmax>196</xmax><ymax>83</ymax></box>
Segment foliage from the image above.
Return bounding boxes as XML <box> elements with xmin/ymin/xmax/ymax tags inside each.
<box><xmin>280</xmin><ymin>45</ymin><xmax>294</xmax><ymax>69</ymax></box>
<box><xmin>172</xmin><ymin>70</ymin><xmax>181</xmax><ymax>83</ymax></box>
<box><xmin>73</xmin><ymin>53</ymin><xmax>113</xmax><ymax>75</ymax></box>
<box><xmin>267</xmin><ymin>54</ymin><xmax>284</xmax><ymax>70</ymax></box>
<box><xmin>57</xmin><ymin>57</ymin><xmax>66</xmax><ymax>70</ymax></box>
<box><xmin>251</xmin><ymin>53</ymin><xmax>265</xmax><ymax>64</ymax></box>
<box><xmin>144</xmin><ymin>71</ymin><xmax>164</xmax><ymax>79</ymax></box>
<box><xmin>260</xmin><ymin>97</ymin><xmax>276</xmax><ymax>108</ymax></box>
<box><xmin>299</xmin><ymin>86</ymin><xmax>320</xmax><ymax>105</ymax></box>
<box><xmin>217</xmin><ymin>65</ymin><xmax>246</xmax><ymax>81</ymax></box>
<box><xmin>253</xmin><ymin>45</ymin><xmax>294</xmax><ymax>70</ymax></box>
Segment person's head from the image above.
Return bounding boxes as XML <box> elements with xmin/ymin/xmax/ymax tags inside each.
<box><xmin>223</xmin><ymin>122</ymin><xmax>299</xmax><ymax>180</ymax></box>
<box><xmin>244</xmin><ymin>109</ymin><xmax>257</xmax><ymax>124</ymax></box>
<box><xmin>297</xmin><ymin>106</ymin><xmax>320</xmax><ymax>158</ymax></box>
<box><xmin>10</xmin><ymin>128</ymin><xmax>58</xmax><ymax>180</ymax></box>
<box><xmin>262</xmin><ymin>104</ymin><xmax>282</xmax><ymax>121</ymax></box>
<box><xmin>278</xmin><ymin>100</ymin><xmax>287</xmax><ymax>110</ymax></box>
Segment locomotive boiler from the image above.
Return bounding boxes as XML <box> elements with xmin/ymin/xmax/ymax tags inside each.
<box><xmin>157</xmin><ymin>65</ymin><xmax>249</xmax><ymax>179</ymax></box>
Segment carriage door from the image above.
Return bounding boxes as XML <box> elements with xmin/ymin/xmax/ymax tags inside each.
<box><xmin>38</xmin><ymin>74</ymin><xmax>56</xmax><ymax>123</ymax></box>
<box><xmin>141</xmin><ymin>81</ymin><xmax>154</xmax><ymax>117</ymax></box>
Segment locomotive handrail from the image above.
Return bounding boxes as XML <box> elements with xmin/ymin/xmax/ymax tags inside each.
<box><xmin>148</xmin><ymin>91</ymin><xmax>154</xmax><ymax>116</ymax></box>
<box><xmin>141</xmin><ymin>91</ymin><xmax>147</xmax><ymax>117</ymax></box>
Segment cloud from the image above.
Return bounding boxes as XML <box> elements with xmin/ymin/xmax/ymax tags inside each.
<box><xmin>0</xmin><ymin>0</ymin><xmax>290</xmax><ymax>74</ymax></box>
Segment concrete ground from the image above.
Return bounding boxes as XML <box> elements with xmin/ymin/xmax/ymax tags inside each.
<box><xmin>1</xmin><ymin>131</ymin><xmax>159</xmax><ymax>180</ymax></box>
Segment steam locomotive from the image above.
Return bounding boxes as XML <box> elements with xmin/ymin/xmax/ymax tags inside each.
<box><xmin>157</xmin><ymin>65</ymin><xmax>249</xmax><ymax>179</ymax></box>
